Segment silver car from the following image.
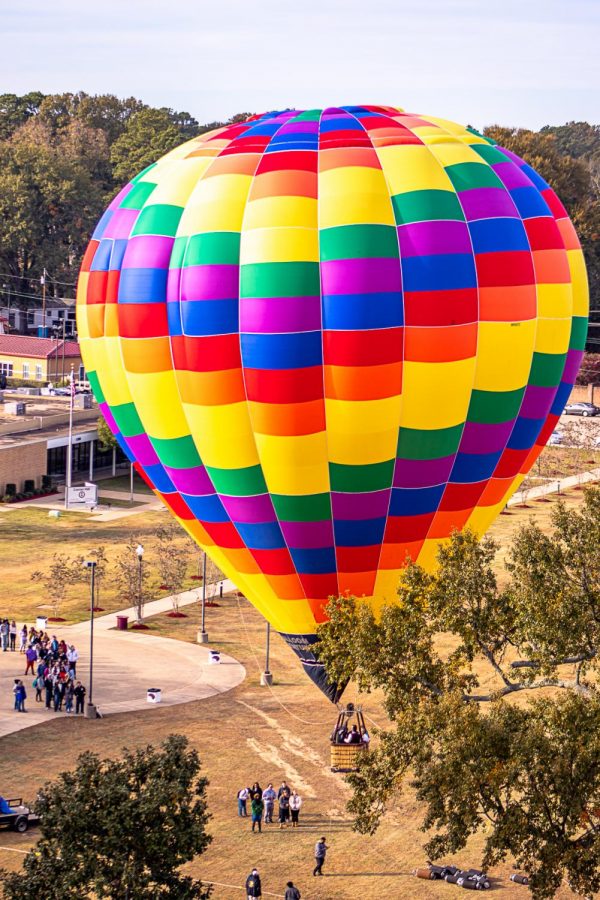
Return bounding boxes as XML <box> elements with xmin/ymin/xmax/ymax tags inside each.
<box><xmin>564</xmin><ymin>402</ymin><xmax>600</xmax><ymax>417</ymax></box>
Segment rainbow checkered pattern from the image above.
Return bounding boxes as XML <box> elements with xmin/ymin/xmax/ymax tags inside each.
<box><xmin>77</xmin><ymin>105</ymin><xmax>588</xmax><ymax>700</ymax></box>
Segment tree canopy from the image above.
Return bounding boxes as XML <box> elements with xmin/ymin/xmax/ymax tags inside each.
<box><xmin>0</xmin><ymin>734</ymin><xmax>211</xmax><ymax>900</ymax></box>
<box><xmin>0</xmin><ymin>91</ymin><xmax>252</xmax><ymax>307</ymax></box>
<box><xmin>317</xmin><ymin>487</ymin><xmax>600</xmax><ymax>899</ymax></box>
<box><xmin>0</xmin><ymin>93</ymin><xmax>597</xmax><ymax>345</ymax></box>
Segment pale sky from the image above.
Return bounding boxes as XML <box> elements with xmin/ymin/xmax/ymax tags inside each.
<box><xmin>1</xmin><ymin>0</ymin><xmax>599</xmax><ymax>130</ymax></box>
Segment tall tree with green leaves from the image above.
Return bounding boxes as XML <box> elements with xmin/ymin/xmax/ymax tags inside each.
<box><xmin>110</xmin><ymin>107</ymin><xmax>191</xmax><ymax>184</ymax></box>
<box><xmin>0</xmin><ymin>734</ymin><xmax>212</xmax><ymax>900</ymax></box>
<box><xmin>317</xmin><ymin>487</ymin><xmax>600</xmax><ymax>899</ymax></box>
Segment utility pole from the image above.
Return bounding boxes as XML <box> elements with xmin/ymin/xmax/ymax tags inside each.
<box><xmin>40</xmin><ymin>269</ymin><xmax>47</xmax><ymax>337</ymax></box>
<box><xmin>198</xmin><ymin>552</ymin><xmax>209</xmax><ymax>643</ymax></box>
<box><xmin>64</xmin><ymin>365</ymin><xmax>74</xmax><ymax>509</ymax></box>
<box><xmin>83</xmin><ymin>560</ymin><xmax>97</xmax><ymax>719</ymax></box>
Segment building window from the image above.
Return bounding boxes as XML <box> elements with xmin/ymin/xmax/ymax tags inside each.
<box><xmin>22</xmin><ymin>363</ymin><xmax>29</xmax><ymax>379</ymax></box>
<box><xmin>35</xmin><ymin>364</ymin><xmax>42</xmax><ymax>380</ymax></box>
<box><xmin>78</xmin><ymin>364</ymin><xmax>86</xmax><ymax>381</ymax></box>
<box><xmin>0</xmin><ymin>362</ymin><xmax>13</xmax><ymax>377</ymax></box>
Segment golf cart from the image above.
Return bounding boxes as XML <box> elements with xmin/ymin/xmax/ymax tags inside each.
<box><xmin>0</xmin><ymin>797</ymin><xmax>40</xmax><ymax>833</ymax></box>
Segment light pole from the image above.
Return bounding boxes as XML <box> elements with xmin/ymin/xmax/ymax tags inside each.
<box><xmin>135</xmin><ymin>544</ymin><xmax>144</xmax><ymax>623</ymax></box>
<box><xmin>83</xmin><ymin>560</ymin><xmax>97</xmax><ymax>719</ymax></box>
<box><xmin>198</xmin><ymin>551</ymin><xmax>208</xmax><ymax>643</ymax></box>
<box><xmin>260</xmin><ymin>622</ymin><xmax>273</xmax><ymax>686</ymax></box>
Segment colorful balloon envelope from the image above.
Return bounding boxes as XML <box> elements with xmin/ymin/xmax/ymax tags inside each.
<box><xmin>77</xmin><ymin>106</ymin><xmax>588</xmax><ymax>700</ymax></box>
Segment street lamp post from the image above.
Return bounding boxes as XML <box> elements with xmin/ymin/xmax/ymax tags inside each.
<box><xmin>83</xmin><ymin>560</ymin><xmax>97</xmax><ymax>719</ymax></box>
<box><xmin>135</xmin><ymin>544</ymin><xmax>144</xmax><ymax>624</ymax></box>
<box><xmin>260</xmin><ymin>622</ymin><xmax>273</xmax><ymax>686</ymax></box>
<box><xmin>198</xmin><ymin>551</ymin><xmax>209</xmax><ymax>643</ymax></box>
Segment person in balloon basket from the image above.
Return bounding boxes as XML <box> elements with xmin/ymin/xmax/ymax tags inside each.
<box><xmin>237</xmin><ymin>785</ymin><xmax>250</xmax><ymax>817</ymax></box>
<box><xmin>313</xmin><ymin>837</ymin><xmax>329</xmax><ymax>876</ymax></box>
<box><xmin>262</xmin><ymin>782</ymin><xmax>276</xmax><ymax>823</ymax></box>
<box><xmin>251</xmin><ymin>793</ymin><xmax>264</xmax><ymax>833</ymax></box>
<box><xmin>246</xmin><ymin>867</ymin><xmax>262</xmax><ymax>898</ymax></box>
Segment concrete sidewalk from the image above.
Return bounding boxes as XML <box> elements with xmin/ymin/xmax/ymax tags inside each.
<box><xmin>0</xmin><ymin>580</ymin><xmax>244</xmax><ymax>738</ymax></box>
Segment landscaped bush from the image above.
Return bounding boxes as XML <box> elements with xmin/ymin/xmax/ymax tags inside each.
<box><xmin>24</xmin><ymin>480</ymin><xmax>35</xmax><ymax>493</ymax></box>
<box><xmin>5</xmin><ymin>483</ymin><xmax>16</xmax><ymax>496</ymax></box>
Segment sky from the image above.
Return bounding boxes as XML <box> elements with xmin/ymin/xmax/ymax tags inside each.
<box><xmin>1</xmin><ymin>0</ymin><xmax>599</xmax><ymax>130</ymax></box>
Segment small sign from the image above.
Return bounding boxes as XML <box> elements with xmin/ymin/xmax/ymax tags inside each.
<box><xmin>68</xmin><ymin>483</ymin><xmax>98</xmax><ymax>505</ymax></box>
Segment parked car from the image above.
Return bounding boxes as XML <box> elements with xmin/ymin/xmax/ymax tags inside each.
<box><xmin>48</xmin><ymin>387</ymin><xmax>71</xmax><ymax>396</ymax></box>
<box><xmin>0</xmin><ymin>797</ymin><xmax>40</xmax><ymax>833</ymax></box>
<box><xmin>564</xmin><ymin>402</ymin><xmax>600</xmax><ymax>417</ymax></box>
<box><xmin>548</xmin><ymin>431</ymin><xmax>564</xmax><ymax>446</ymax></box>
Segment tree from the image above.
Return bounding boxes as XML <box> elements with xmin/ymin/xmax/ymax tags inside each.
<box><xmin>97</xmin><ymin>415</ymin><xmax>118</xmax><ymax>451</ymax></box>
<box><xmin>0</xmin><ymin>734</ymin><xmax>212</xmax><ymax>899</ymax></box>
<box><xmin>316</xmin><ymin>487</ymin><xmax>600</xmax><ymax>899</ymax></box>
<box><xmin>576</xmin><ymin>352</ymin><xmax>600</xmax><ymax>386</ymax></box>
<box><xmin>75</xmin><ymin>545</ymin><xmax>109</xmax><ymax>610</ymax></box>
<box><xmin>110</xmin><ymin>108</ymin><xmax>189</xmax><ymax>184</ymax></box>
<box><xmin>114</xmin><ymin>540</ymin><xmax>155</xmax><ymax>624</ymax></box>
<box><xmin>484</xmin><ymin>125</ymin><xmax>600</xmax><ymax>326</ymax></box>
<box><xmin>154</xmin><ymin>524</ymin><xmax>190</xmax><ymax>614</ymax></box>
<box><xmin>31</xmin><ymin>553</ymin><xmax>81</xmax><ymax>621</ymax></box>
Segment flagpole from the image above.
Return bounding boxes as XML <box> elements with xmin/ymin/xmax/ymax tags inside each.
<box><xmin>65</xmin><ymin>365</ymin><xmax>74</xmax><ymax>510</ymax></box>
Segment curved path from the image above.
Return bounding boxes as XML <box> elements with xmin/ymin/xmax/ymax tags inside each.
<box><xmin>0</xmin><ymin>581</ymin><xmax>245</xmax><ymax>738</ymax></box>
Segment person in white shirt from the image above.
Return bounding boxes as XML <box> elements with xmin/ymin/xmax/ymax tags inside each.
<box><xmin>289</xmin><ymin>790</ymin><xmax>302</xmax><ymax>827</ymax></box>
<box><xmin>237</xmin><ymin>786</ymin><xmax>250</xmax><ymax>817</ymax></box>
<box><xmin>66</xmin><ymin>645</ymin><xmax>78</xmax><ymax>677</ymax></box>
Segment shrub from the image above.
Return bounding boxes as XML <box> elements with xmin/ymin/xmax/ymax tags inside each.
<box><xmin>5</xmin><ymin>483</ymin><xmax>16</xmax><ymax>496</ymax></box>
<box><xmin>24</xmin><ymin>479</ymin><xmax>35</xmax><ymax>493</ymax></box>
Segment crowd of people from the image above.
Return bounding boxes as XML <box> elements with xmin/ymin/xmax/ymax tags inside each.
<box><xmin>9</xmin><ymin>625</ymin><xmax>86</xmax><ymax>715</ymax></box>
<box><xmin>237</xmin><ymin>780</ymin><xmax>303</xmax><ymax>832</ymax></box>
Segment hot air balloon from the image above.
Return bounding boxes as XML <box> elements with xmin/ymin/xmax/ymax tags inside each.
<box><xmin>76</xmin><ymin>106</ymin><xmax>588</xmax><ymax>701</ymax></box>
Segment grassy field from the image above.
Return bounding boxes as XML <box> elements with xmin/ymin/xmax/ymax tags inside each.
<box><xmin>0</xmin><ymin>504</ymin><xmax>197</xmax><ymax>622</ymax></box>
<box><xmin>0</xmin><ymin>484</ymin><xmax>593</xmax><ymax>897</ymax></box>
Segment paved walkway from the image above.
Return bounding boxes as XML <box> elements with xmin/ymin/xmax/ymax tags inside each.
<box><xmin>508</xmin><ymin>466</ymin><xmax>600</xmax><ymax>506</ymax></box>
<box><xmin>0</xmin><ymin>580</ymin><xmax>244</xmax><ymax>738</ymax></box>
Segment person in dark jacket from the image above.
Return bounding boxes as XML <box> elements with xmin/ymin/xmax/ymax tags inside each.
<box><xmin>74</xmin><ymin>681</ymin><xmax>86</xmax><ymax>714</ymax></box>
<box><xmin>313</xmin><ymin>837</ymin><xmax>328</xmax><ymax>876</ymax></box>
<box><xmin>284</xmin><ymin>881</ymin><xmax>301</xmax><ymax>899</ymax></box>
<box><xmin>245</xmin><ymin>868</ymin><xmax>262</xmax><ymax>898</ymax></box>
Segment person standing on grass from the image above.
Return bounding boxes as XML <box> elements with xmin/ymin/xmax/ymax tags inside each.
<box><xmin>250</xmin><ymin>781</ymin><xmax>263</xmax><ymax>800</ymax></box>
<box><xmin>74</xmin><ymin>681</ymin><xmax>86</xmax><ymax>714</ymax></box>
<box><xmin>237</xmin><ymin>785</ymin><xmax>250</xmax><ymax>817</ymax></box>
<box><xmin>278</xmin><ymin>786</ymin><xmax>290</xmax><ymax>829</ymax></box>
<box><xmin>1</xmin><ymin>619</ymin><xmax>9</xmax><ymax>651</ymax></box>
<box><xmin>290</xmin><ymin>789</ymin><xmax>302</xmax><ymax>827</ymax></box>
<box><xmin>24</xmin><ymin>644</ymin><xmax>36</xmax><ymax>675</ymax></box>
<box><xmin>245</xmin><ymin>868</ymin><xmax>262</xmax><ymax>898</ymax></box>
<box><xmin>262</xmin><ymin>782</ymin><xmax>276</xmax><ymax>824</ymax></box>
<box><xmin>250</xmin><ymin>793</ymin><xmax>264</xmax><ymax>833</ymax></box>
<box><xmin>9</xmin><ymin>620</ymin><xmax>16</xmax><ymax>651</ymax></box>
<box><xmin>313</xmin><ymin>836</ymin><xmax>329</xmax><ymax>876</ymax></box>
<box><xmin>285</xmin><ymin>882</ymin><xmax>301</xmax><ymax>900</ymax></box>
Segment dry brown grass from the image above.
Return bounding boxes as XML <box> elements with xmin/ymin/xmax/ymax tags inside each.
<box><xmin>0</xmin><ymin>489</ymin><xmax>593</xmax><ymax>897</ymax></box>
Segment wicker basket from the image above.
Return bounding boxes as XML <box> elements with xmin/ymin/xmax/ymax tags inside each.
<box><xmin>330</xmin><ymin>742</ymin><xmax>368</xmax><ymax>772</ymax></box>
